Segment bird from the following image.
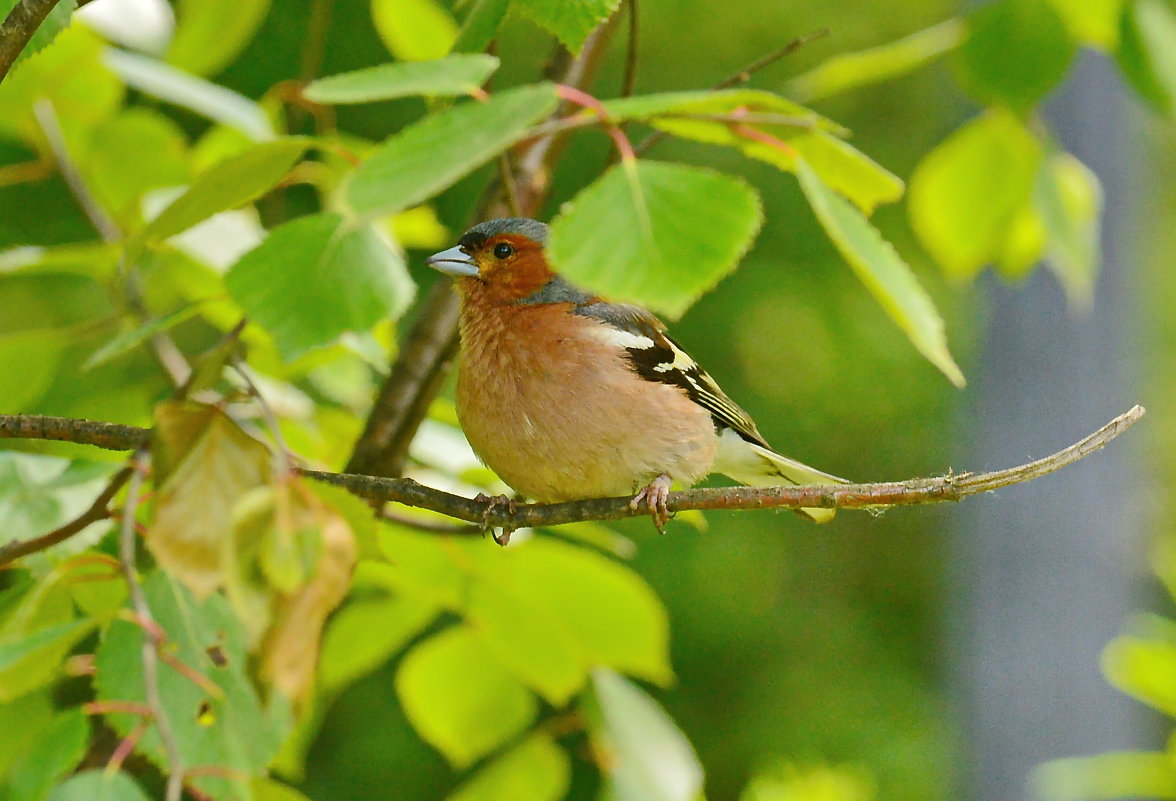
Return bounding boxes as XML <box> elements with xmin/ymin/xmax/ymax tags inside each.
<box><xmin>426</xmin><ymin>217</ymin><xmax>847</xmax><ymax>532</ymax></box>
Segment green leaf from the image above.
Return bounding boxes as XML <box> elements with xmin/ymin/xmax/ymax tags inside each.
<box><xmin>0</xmin><ymin>620</ymin><xmax>95</xmax><ymax>700</ymax></box>
<box><xmin>0</xmin><ymin>27</ymin><xmax>123</xmax><ymax>146</ymax></box>
<box><xmin>452</xmin><ymin>0</ymin><xmax>510</xmax><ymax>53</ymax></box>
<box><xmin>0</xmin><ymin>706</ymin><xmax>88</xmax><ymax>801</ymax></box>
<box><xmin>372</xmin><ymin>0</ymin><xmax>458</xmax><ymax>61</ymax></box>
<box><xmin>1032</xmin><ymin>752</ymin><xmax>1176</xmax><ymax>801</ymax></box>
<box><xmin>1035</xmin><ymin>151</ymin><xmax>1102</xmax><ymax>309</ymax></box>
<box><xmin>103</xmin><ymin>49</ymin><xmax>275</xmax><ymax>141</ymax></box>
<box><xmin>786</xmin><ymin>19</ymin><xmax>966</xmax><ymax>102</ymax></box>
<box><xmin>2</xmin><ymin>0</ymin><xmax>76</xmax><ymax>68</ymax></box>
<box><xmin>601</xmin><ymin>88</ymin><xmax>847</xmax><ymax>135</ymax></box>
<box><xmin>908</xmin><ymin>110</ymin><xmax>1043</xmax><ymax>279</ymax></box>
<box><xmin>0</xmin><ymin>453</ymin><xmax>116</xmax><ymax>549</ymax></box>
<box><xmin>489</xmin><ymin>539</ymin><xmax>671</xmax><ymax>689</ymax></box>
<box><xmin>94</xmin><ymin>571</ymin><xmax>289</xmax><ymax>801</ymax></box>
<box><xmin>0</xmin><ymin>329</ymin><xmax>67</xmax><ymax>413</ymax></box>
<box><xmin>167</xmin><ymin>0</ymin><xmax>271</xmax><ymax>76</ymax></box>
<box><xmin>1118</xmin><ymin>0</ymin><xmax>1176</xmax><ymax>115</ymax></box>
<box><xmin>304</xmin><ymin>54</ymin><xmax>499</xmax><ymax>104</ymax></box>
<box><xmin>83</xmin><ymin>108</ymin><xmax>190</xmax><ymax>227</ymax></box>
<box><xmin>797</xmin><ymin>159</ymin><xmax>964</xmax><ymax>387</ymax></box>
<box><xmin>318</xmin><ymin>593</ymin><xmax>439</xmax><ymax>694</ymax></box>
<box><xmin>601</xmin><ymin>90</ymin><xmax>900</xmax><ymax>213</ymax></box>
<box><xmin>1045</xmin><ymin>0</ymin><xmax>1126</xmax><ymax>49</ymax></box>
<box><xmin>547</xmin><ymin>160</ymin><xmax>763</xmax><ymax>319</ymax></box>
<box><xmin>251</xmin><ymin>778</ymin><xmax>315</xmax><ymax>801</ymax></box>
<box><xmin>466</xmin><ymin>579</ymin><xmax>585</xmax><ymax>706</ymax></box>
<box><xmin>396</xmin><ymin>626</ymin><xmax>537</xmax><ymax>767</ymax></box>
<box><xmin>225</xmin><ymin>213</ymin><xmax>414</xmax><ymax>360</ymax></box>
<box><xmin>0</xmin><ymin>691</ymin><xmax>54</xmax><ymax>779</ymax></box>
<box><xmin>1102</xmin><ymin>635</ymin><xmax>1176</xmax><ymax>717</ymax></box>
<box><xmin>84</xmin><ymin>305</ymin><xmax>203</xmax><ymax>371</ymax></box>
<box><xmin>955</xmin><ymin>0</ymin><xmax>1076</xmax><ymax>115</ymax></box>
<box><xmin>513</xmin><ymin>0</ymin><xmax>621</xmax><ymax>53</ymax></box>
<box><xmin>587</xmin><ymin>669</ymin><xmax>703</xmax><ymax>801</ymax></box>
<box><xmin>445</xmin><ymin>733</ymin><xmax>570</xmax><ymax>801</ymax></box>
<box><xmin>346</xmin><ymin>83</ymin><xmax>559</xmax><ymax>218</ymax></box>
<box><xmin>44</xmin><ymin>771</ymin><xmax>151</xmax><ymax>801</ymax></box>
<box><xmin>142</xmin><ymin>138</ymin><xmax>307</xmax><ymax>244</ymax></box>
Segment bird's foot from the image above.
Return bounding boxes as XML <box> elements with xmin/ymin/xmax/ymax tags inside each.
<box><xmin>630</xmin><ymin>474</ymin><xmax>673</xmax><ymax>534</ymax></box>
<box><xmin>474</xmin><ymin>492</ymin><xmax>517</xmax><ymax>546</ymax></box>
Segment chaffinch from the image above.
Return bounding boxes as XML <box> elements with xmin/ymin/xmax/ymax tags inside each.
<box><xmin>427</xmin><ymin>217</ymin><xmax>847</xmax><ymax>530</ymax></box>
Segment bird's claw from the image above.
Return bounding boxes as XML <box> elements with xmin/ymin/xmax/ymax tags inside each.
<box><xmin>630</xmin><ymin>474</ymin><xmax>673</xmax><ymax>534</ymax></box>
<box><xmin>475</xmin><ymin>492</ymin><xmax>517</xmax><ymax>546</ymax></box>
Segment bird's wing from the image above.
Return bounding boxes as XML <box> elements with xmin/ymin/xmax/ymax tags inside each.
<box><xmin>574</xmin><ymin>301</ymin><xmax>769</xmax><ymax>447</ymax></box>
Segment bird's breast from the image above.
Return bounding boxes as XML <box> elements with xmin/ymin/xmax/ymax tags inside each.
<box><xmin>454</xmin><ymin>302</ymin><xmax>717</xmax><ymax>501</ymax></box>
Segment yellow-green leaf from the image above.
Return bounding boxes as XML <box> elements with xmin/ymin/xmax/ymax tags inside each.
<box><xmin>1035</xmin><ymin>151</ymin><xmax>1102</xmax><ymax>309</ymax></box>
<box><xmin>786</xmin><ymin>19</ymin><xmax>966</xmax><ymax>102</ymax></box>
<box><xmin>167</xmin><ymin>0</ymin><xmax>270</xmax><ymax>76</ymax></box>
<box><xmin>908</xmin><ymin>110</ymin><xmax>1042</xmax><ymax>279</ymax></box>
<box><xmin>798</xmin><ymin>159</ymin><xmax>964</xmax><ymax>387</ymax></box>
<box><xmin>396</xmin><ymin>626</ymin><xmax>537</xmax><ymax>767</ymax></box>
<box><xmin>513</xmin><ymin>0</ymin><xmax>622</xmax><ymax>53</ymax></box>
<box><xmin>372</xmin><ymin>0</ymin><xmax>458</xmax><ymax>61</ymax></box>
<box><xmin>445</xmin><ymin>733</ymin><xmax>570</xmax><ymax>801</ymax></box>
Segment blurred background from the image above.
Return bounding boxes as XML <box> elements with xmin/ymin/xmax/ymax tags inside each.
<box><xmin>1</xmin><ymin>0</ymin><xmax>1170</xmax><ymax>799</ymax></box>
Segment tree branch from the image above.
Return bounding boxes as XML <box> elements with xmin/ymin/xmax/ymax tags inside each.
<box><xmin>0</xmin><ymin>406</ymin><xmax>1146</xmax><ymax>542</ymax></box>
<box><xmin>0</xmin><ymin>0</ymin><xmax>62</xmax><ymax>84</ymax></box>
<box><xmin>115</xmin><ymin>450</ymin><xmax>185</xmax><ymax>801</ymax></box>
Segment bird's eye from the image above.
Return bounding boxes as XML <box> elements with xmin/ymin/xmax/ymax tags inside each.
<box><xmin>493</xmin><ymin>242</ymin><xmax>514</xmax><ymax>260</ymax></box>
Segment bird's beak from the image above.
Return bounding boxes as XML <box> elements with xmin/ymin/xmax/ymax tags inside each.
<box><xmin>426</xmin><ymin>245</ymin><xmax>479</xmax><ymax>277</ymax></box>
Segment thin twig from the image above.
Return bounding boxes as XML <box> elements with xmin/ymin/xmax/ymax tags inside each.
<box><xmin>621</xmin><ymin>0</ymin><xmax>639</xmax><ymax>98</ymax></box>
<box><xmin>714</xmin><ymin>28</ymin><xmax>830</xmax><ymax>90</ymax></box>
<box><xmin>0</xmin><ymin>465</ymin><xmax>132</xmax><ymax>567</ymax></box>
<box><xmin>498</xmin><ymin>153</ymin><xmax>522</xmax><ymax>217</ymax></box>
<box><xmin>635</xmin><ymin>28</ymin><xmax>830</xmax><ymax>157</ymax></box>
<box><xmin>116</xmin><ymin>451</ymin><xmax>185</xmax><ymax>801</ymax></box>
<box><xmin>0</xmin><ymin>0</ymin><xmax>62</xmax><ymax>84</ymax></box>
<box><xmin>0</xmin><ymin>406</ymin><xmax>1146</xmax><ymax>539</ymax></box>
<box><xmin>33</xmin><ymin>99</ymin><xmax>120</xmax><ymax>242</ymax></box>
<box><xmin>232</xmin><ymin>362</ymin><xmax>291</xmax><ymax>476</ymax></box>
<box><xmin>34</xmin><ymin>98</ymin><xmax>192</xmax><ymax>385</ymax></box>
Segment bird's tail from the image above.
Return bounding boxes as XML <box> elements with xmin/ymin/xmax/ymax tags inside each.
<box><xmin>713</xmin><ymin>429</ymin><xmax>848</xmax><ymax>523</ymax></box>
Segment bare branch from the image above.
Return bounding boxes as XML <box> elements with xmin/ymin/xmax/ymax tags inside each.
<box><xmin>0</xmin><ymin>414</ymin><xmax>150</xmax><ymax>450</ymax></box>
<box><xmin>714</xmin><ymin>28</ymin><xmax>830</xmax><ymax>90</ymax></box>
<box><xmin>0</xmin><ymin>465</ymin><xmax>132</xmax><ymax>567</ymax></box>
<box><xmin>115</xmin><ymin>451</ymin><xmax>185</xmax><ymax>801</ymax></box>
<box><xmin>1</xmin><ymin>407</ymin><xmax>1144</xmax><ymax>543</ymax></box>
<box><xmin>0</xmin><ymin>0</ymin><xmax>62</xmax><ymax>84</ymax></box>
<box><xmin>635</xmin><ymin>28</ymin><xmax>830</xmax><ymax>157</ymax></box>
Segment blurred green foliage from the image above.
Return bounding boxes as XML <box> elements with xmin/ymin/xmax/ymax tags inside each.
<box><xmin>0</xmin><ymin>0</ymin><xmax>1165</xmax><ymax>800</ymax></box>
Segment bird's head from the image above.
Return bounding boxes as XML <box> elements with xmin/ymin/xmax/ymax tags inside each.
<box><xmin>426</xmin><ymin>217</ymin><xmax>555</xmax><ymax>303</ymax></box>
